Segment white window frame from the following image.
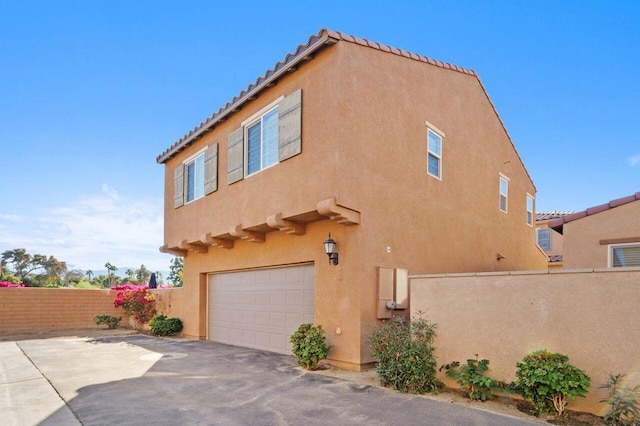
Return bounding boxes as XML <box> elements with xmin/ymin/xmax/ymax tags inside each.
<box><xmin>537</xmin><ymin>228</ymin><xmax>551</xmax><ymax>251</ymax></box>
<box><xmin>499</xmin><ymin>174</ymin><xmax>509</xmax><ymax>213</ymax></box>
<box><xmin>183</xmin><ymin>146</ymin><xmax>207</xmax><ymax>204</ymax></box>
<box><xmin>242</xmin><ymin>96</ymin><xmax>284</xmax><ymax>177</ymax></box>
<box><xmin>608</xmin><ymin>242</ymin><xmax>640</xmax><ymax>268</ymax></box>
<box><xmin>425</xmin><ymin>121</ymin><xmax>445</xmax><ymax>180</ymax></box>
<box><xmin>526</xmin><ymin>193</ymin><xmax>534</xmax><ymax>226</ymax></box>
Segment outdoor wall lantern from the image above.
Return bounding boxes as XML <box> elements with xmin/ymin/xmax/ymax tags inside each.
<box><xmin>323</xmin><ymin>233</ymin><xmax>339</xmax><ymax>265</ymax></box>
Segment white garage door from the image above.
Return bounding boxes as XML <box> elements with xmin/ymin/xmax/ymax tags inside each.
<box><xmin>207</xmin><ymin>264</ymin><xmax>315</xmax><ymax>354</ymax></box>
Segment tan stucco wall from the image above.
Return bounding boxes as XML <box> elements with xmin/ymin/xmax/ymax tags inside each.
<box><xmin>562</xmin><ymin>201</ymin><xmax>640</xmax><ymax>268</ymax></box>
<box><xmin>536</xmin><ymin>220</ymin><xmax>565</xmax><ymax>257</ymax></box>
<box><xmin>161</xmin><ymin>41</ymin><xmax>547</xmax><ymax>368</ymax></box>
<box><xmin>411</xmin><ymin>269</ymin><xmax>640</xmax><ymax>415</ymax></box>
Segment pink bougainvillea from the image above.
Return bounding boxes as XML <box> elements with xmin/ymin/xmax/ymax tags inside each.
<box><xmin>113</xmin><ymin>285</ymin><xmax>157</xmax><ymax>325</ymax></box>
<box><xmin>0</xmin><ymin>281</ymin><xmax>24</xmax><ymax>288</ymax></box>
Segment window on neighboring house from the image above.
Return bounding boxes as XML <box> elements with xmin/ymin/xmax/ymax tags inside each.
<box><xmin>537</xmin><ymin>229</ymin><xmax>551</xmax><ymax>251</ymax></box>
<box><xmin>526</xmin><ymin>194</ymin><xmax>534</xmax><ymax>226</ymax></box>
<box><xmin>426</xmin><ymin>128</ymin><xmax>443</xmax><ymax>179</ymax></box>
<box><xmin>246</xmin><ymin>106</ymin><xmax>279</xmax><ymax>175</ymax></box>
<box><xmin>610</xmin><ymin>244</ymin><xmax>640</xmax><ymax>267</ymax></box>
<box><xmin>186</xmin><ymin>153</ymin><xmax>205</xmax><ymax>203</ymax></box>
<box><xmin>499</xmin><ymin>175</ymin><xmax>509</xmax><ymax>212</ymax></box>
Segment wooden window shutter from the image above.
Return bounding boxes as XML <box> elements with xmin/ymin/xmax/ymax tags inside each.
<box><xmin>278</xmin><ymin>89</ymin><xmax>302</xmax><ymax>162</ymax></box>
<box><xmin>204</xmin><ymin>143</ymin><xmax>219</xmax><ymax>195</ymax></box>
<box><xmin>173</xmin><ymin>165</ymin><xmax>184</xmax><ymax>208</ymax></box>
<box><xmin>227</xmin><ymin>128</ymin><xmax>244</xmax><ymax>184</ymax></box>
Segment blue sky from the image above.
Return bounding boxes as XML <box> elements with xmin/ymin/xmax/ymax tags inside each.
<box><xmin>1</xmin><ymin>0</ymin><xmax>638</xmax><ymax>271</ymax></box>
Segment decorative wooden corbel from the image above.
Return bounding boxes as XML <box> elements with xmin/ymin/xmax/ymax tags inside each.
<box><xmin>200</xmin><ymin>233</ymin><xmax>234</xmax><ymax>249</ymax></box>
<box><xmin>317</xmin><ymin>197</ymin><xmax>360</xmax><ymax>226</ymax></box>
<box><xmin>159</xmin><ymin>245</ymin><xmax>188</xmax><ymax>257</ymax></box>
<box><xmin>178</xmin><ymin>240</ymin><xmax>209</xmax><ymax>254</ymax></box>
<box><xmin>229</xmin><ymin>225</ymin><xmax>265</xmax><ymax>243</ymax></box>
<box><xmin>266</xmin><ymin>213</ymin><xmax>306</xmax><ymax>235</ymax></box>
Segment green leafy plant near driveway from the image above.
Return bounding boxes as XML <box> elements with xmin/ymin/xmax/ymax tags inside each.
<box><xmin>290</xmin><ymin>323</ymin><xmax>331</xmax><ymax>370</ymax></box>
<box><xmin>600</xmin><ymin>373</ymin><xmax>640</xmax><ymax>425</ymax></box>
<box><xmin>94</xmin><ymin>314</ymin><xmax>121</xmax><ymax>329</ymax></box>
<box><xmin>512</xmin><ymin>349</ymin><xmax>590</xmax><ymax>417</ymax></box>
<box><xmin>149</xmin><ymin>315</ymin><xmax>183</xmax><ymax>336</ymax></box>
<box><xmin>440</xmin><ymin>355</ymin><xmax>506</xmax><ymax>401</ymax></box>
<box><xmin>368</xmin><ymin>315</ymin><xmax>441</xmax><ymax>394</ymax></box>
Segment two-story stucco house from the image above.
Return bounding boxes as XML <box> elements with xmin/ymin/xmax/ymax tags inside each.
<box><xmin>156</xmin><ymin>29</ymin><xmax>547</xmax><ymax>370</ymax></box>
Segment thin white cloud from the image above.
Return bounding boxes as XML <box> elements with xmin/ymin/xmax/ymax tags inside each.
<box><xmin>0</xmin><ymin>185</ymin><xmax>170</xmax><ymax>271</ymax></box>
<box><xmin>628</xmin><ymin>155</ymin><xmax>640</xmax><ymax>167</ymax></box>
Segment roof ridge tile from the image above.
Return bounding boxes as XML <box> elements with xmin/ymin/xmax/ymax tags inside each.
<box><xmin>157</xmin><ymin>28</ymin><xmax>482</xmax><ymax>163</ymax></box>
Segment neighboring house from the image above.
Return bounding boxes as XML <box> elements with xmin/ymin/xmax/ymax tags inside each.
<box><xmin>535</xmin><ymin>211</ymin><xmax>572</xmax><ymax>269</ymax></box>
<box><xmin>547</xmin><ymin>192</ymin><xmax>640</xmax><ymax>269</ymax></box>
<box><xmin>156</xmin><ymin>29</ymin><xmax>547</xmax><ymax>370</ymax></box>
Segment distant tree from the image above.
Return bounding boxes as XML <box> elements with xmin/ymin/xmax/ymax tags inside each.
<box><xmin>1</xmin><ymin>249</ymin><xmax>67</xmax><ymax>287</ymax></box>
<box><xmin>135</xmin><ymin>264</ymin><xmax>151</xmax><ymax>284</ymax></box>
<box><xmin>125</xmin><ymin>268</ymin><xmax>135</xmax><ymax>283</ymax></box>
<box><xmin>64</xmin><ymin>269</ymin><xmax>85</xmax><ymax>286</ymax></box>
<box><xmin>85</xmin><ymin>269</ymin><xmax>93</xmax><ymax>283</ymax></box>
<box><xmin>168</xmin><ymin>257</ymin><xmax>183</xmax><ymax>287</ymax></box>
<box><xmin>94</xmin><ymin>275</ymin><xmax>110</xmax><ymax>288</ymax></box>
<box><xmin>105</xmin><ymin>262</ymin><xmax>117</xmax><ymax>287</ymax></box>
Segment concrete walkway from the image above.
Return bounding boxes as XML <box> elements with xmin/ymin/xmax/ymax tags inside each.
<box><xmin>1</xmin><ymin>333</ymin><xmax>543</xmax><ymax>425</ymax></box>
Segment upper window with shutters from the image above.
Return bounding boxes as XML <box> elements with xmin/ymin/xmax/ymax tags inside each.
<box><xmin>173</xmin><ymin>144</ymin><xmax>219</xmax><ymax>208</ymax></box>
<box><xmin>228</xmin><ymin>89</ymin><xmax>302</xmax><ymax>184</ymax></box>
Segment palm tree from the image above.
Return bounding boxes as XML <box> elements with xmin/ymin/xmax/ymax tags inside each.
<box><xmin>85</xmin><ymin>269</ymin><xmax>93</xmax><ymax>283</ymax></box>
<box><xmin>105</xmin><ymin>262</ymin><xmax>117</xmax><ymax>287</ymax></box>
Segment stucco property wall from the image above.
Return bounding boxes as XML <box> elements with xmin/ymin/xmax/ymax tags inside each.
<box><xmin>0</xmin><ymin>288</ymin><xmax>121</xmax><ymax>334</ymax></box>
<box><xmin>562</xmin><ymin>200</ymin><xmax>640</xmax><ymax>268</ymax></box>
<box><xmin>410</xmin><ymin>269</ymin><xmax>640</xmax><ymax>415</ymax></box>
<box><xmin>0</xmin><ymin>288</ymin><xmax>183</xmax><ymax>335</ymax></box>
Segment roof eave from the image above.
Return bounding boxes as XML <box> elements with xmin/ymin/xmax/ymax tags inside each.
<box><xmin>156</xmin><ymin>32</ymin><xmax>339</xmax><ymax>164</ymax></box>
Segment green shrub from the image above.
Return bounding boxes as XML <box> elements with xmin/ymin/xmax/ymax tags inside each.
<box><xmin>513</xmin><ymin>350</ymin><xmax>590</xmax><ymax>416</ymax></box>
<box><xmin>94</xmin><ymin>314</ymin><xmax>121</xmax><ymax>329</ymax></box>
<box><xmin>441</xmin><ymin>355</ymin><xmax>506</xmax><ymax>401</ymax></box>
<box><xmin>290</xmin><ymin>323</ymin><xmax>331</xmax><ymax>370</ymax></box>
<box><xmin>368</xmin><ymin>315</ymin><xmax>441</xmax><ymax>394</ymax></box>
<box><xmin>149</xmin><ymin>315</ymin><xmax>183</xmax><ymax>336</ymax></box>
<box><xmin>600</xmin><ymin>373</ymin><xmax>640</xmax><ymax>425</ymax></box>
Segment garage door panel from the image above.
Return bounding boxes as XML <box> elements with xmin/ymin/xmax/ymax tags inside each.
<box><xmin>208</xmin><ymin>264</ymin><xmax>314</xmax><ymax>355</ymax></box>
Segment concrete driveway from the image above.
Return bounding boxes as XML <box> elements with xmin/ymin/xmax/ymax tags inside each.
<box><xmin>1</xmin><ymin>333</ymin><xmax>541</xmax><ymax>425</ymax></box>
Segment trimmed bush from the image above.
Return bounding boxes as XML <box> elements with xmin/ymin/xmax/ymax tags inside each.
<box><xmin>513</xmin><ymin>350</ymin><xmax>590</xmax><ymax>416</ymax></box>
<box><xmin>149</xmin><ymin>315</ymin><xmax>183</xmax><ymax>336</ymax></box>
<box><xmin>290</xmin><ymin>323</ymin><xmax>331</xmax><ymax>370</ymax></box>
<box><xmin>94</xmin><ymin>315</ymin><xmax>121</xmax><ymax>329</ymax></box>
<box><xmin>441</xmin><ymin>356</ymin><xmax>506</xmax><ymax>401</ymax></box>
<box><xmin>368</xmin><ymin>315</ymin><xmax>441</xmax><ymax>394</ymax></box>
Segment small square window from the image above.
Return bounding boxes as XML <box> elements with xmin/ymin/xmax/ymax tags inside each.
<box><xmin>537</xmin><ymin>229</ymin><xmax>551</xmax><ymax>251</ymax></box>
<box><xmin>610</xmin><ymin>244</ymin><xmax>640</xmax><ymax>267</ymax></box>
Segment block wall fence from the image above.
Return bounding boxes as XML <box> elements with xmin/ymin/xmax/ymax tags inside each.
<box><xmin>0</xmin><ymin>288</ymin><xmax>180</xmax><ymax>335</ymax></box>
<box><xmin>410</xmin><ymin>268</ymin><xmax>640</xmax><ymax>416</ymax></box>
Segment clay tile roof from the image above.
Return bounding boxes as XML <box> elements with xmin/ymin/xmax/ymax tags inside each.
<box><xmin>155</xmin><ymin>28</ymin><xmax>509</xmax><ymax>165</ymax></box>
<box><xmin>548</xmin><ymin>192</ymin><xmax>640</xmax><ymax>230</ymax></box>
<box><xmin>535</xmin><ymin>211</ymin><xmax>574</xmax><ymax>221</ymax></box>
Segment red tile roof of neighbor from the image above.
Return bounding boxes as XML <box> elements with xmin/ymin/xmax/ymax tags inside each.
<box><xmin>548</xmin><ymin>192</ymin><xmax>640</xmax><ymax>231</ymax></box>
<box><xmin>156</xmin><ymin>28</ymin><xmax>532</xmax><ymax>186</ymax></box>
<box><xmin>548</xmin><ymin>254</ymin><xmax>563</xmax><ymax>263</ymax></box>
<box><xmin>536</xmin><ymin>211</ymin><xmax>574</xmax><ymax>221</ymax></box>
